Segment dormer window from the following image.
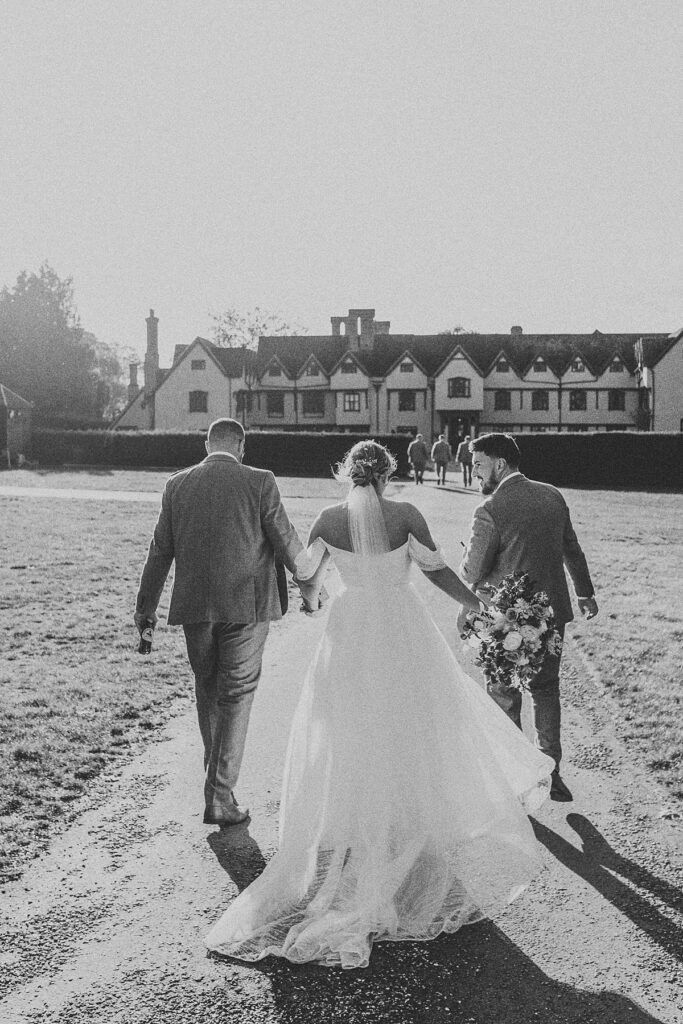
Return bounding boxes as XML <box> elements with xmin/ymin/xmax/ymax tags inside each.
<box><xmin>571</xmin><ymin>358</ymin><xmax>585</xmax><ymax>372</ymax></box>
<box><xmin>533</xmin><ymin>357</ymin><xmax>547</xmax><ymax>373</ymax></box>
<box><xmin>400</xmin><ymin>360</ymin><xmax>414</xmax><ymax>373</ymax></box>
<box><xmin>268</xmin><ymin>364</ymin><xmax>282</xmax><ymax>377</ymax></box>
<box><xmin>609</xmin><ymin>358</ymin><xmax>623</xmax><ymax>373</ymax></box>
<box><xmin>305</xmin><ymin>363</ymin><xmax>320</xmax><ymax>376</ymax></box>
<box><xmin>341</xmin><ymin>359</ymin><xmax>357</xmax><ymax>374</ymax></box>
<box><xmin>496</xmin><ymin>358</ymin><xmax>510</xmax><ymax>373</ymax></box>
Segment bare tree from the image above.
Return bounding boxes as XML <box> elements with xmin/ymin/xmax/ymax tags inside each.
<box><xmin>210</xmin><ymin>307</ymin><xmax>308</xmax><ymax>350</ymax></box>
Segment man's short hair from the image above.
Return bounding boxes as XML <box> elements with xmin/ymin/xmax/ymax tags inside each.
<box><xmin>207</xmin><ymin>418</ymin><xmax>245</xmax><ymax>448</ymax></box>
<box><xmin>470</xmin><ymin>432</ymin><xmax>521</xmax><ymax>468</ymax></box>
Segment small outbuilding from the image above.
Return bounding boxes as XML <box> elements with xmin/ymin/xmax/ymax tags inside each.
<box><xmin>0</xmin><ymin>383</ymin><xmax>33</xmax><ymax>468</ymax></box>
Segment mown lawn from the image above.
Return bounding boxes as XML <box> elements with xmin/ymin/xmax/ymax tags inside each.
<box><xmin>0</xmin><ymin>472</ymin><xmax>681</xmax><ymax>884</ymax></box>
<box><xmin>0</xmin><ymin>474</ymin><xmax>343</xmax><ymax>883</ymax></box>
<box><xmin>559</xmin><ymin>488</ymin><xmax>683</xmax><ymax>800</ymax></box>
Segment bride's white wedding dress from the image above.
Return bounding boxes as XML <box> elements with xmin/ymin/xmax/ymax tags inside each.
<box><xmin>206</xmin><ymin>492</ymin><xmax>554</xmax><ymax>969</ymax></box>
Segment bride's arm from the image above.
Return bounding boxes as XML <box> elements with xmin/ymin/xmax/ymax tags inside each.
<box><xmin>292</xmin><ymin>512</ymin><xmax>331</xmax><ymax>612</ymax></box>
<box><xmin>405</xmin><ymin>505</ymin><xmax>480</xmax><ymax>612</ymax></box>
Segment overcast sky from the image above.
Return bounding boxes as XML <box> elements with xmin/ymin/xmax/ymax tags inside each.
<box><xmin>2</xmin><ymin>1</ymin><xmax>681</xmax><ymax>366</ymax></box>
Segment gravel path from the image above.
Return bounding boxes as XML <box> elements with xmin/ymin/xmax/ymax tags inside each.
<box><xmin>1</xmin><ymin>479</ymin><xmax>682</xmax><ymax>1023</ymax></box>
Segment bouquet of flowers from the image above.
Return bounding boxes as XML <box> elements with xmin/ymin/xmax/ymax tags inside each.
<box><xmin>461</xmin><ymin>572</ymin><xmax>563</xmax><ymax>691</ymax></box>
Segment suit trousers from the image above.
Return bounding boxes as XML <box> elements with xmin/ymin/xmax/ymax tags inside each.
<box><xmin>486</xmin><ymin>624</ymin><xmax>565</xmax><ymax>770</ymax></box>
<box><xmin>183</xmin><ymin>621</ymin><xmax>270</xmax><ymax>812</ymax></box>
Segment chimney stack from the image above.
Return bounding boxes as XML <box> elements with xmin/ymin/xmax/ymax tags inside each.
<box><xmin>144</xmin><ymin>309</ymin><xmax>160</xmax><ymax>393</ymax></box>
<box><xmin>511</xmin><ymin>325</ymin><xmax>523</xmax><ymax>335</ymax></box>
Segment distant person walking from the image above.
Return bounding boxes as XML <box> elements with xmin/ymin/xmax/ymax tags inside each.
<box><xmin>407</xmin><ymin>433</ymin><xmax>429</xmax><ymax>485</ymax></box>
<box><xmin>134</xmin><ymin>418</ymin><xmax>316</xmax><ymax>826</ymax></box>
<box><xmin>431</xmin><ymin>434</ymin><xmax>453</xmax><ymax>486</ymax></box>
<box><xmin>456</xmin><ymin>435</ymin><xmax>473</xmax><ymax>487</ymax></box>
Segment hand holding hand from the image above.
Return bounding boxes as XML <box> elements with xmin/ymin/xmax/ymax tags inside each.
<box><xmin>134</xmin><ymin>610</ymin><xmax>157</xmax><ymax>633</ymax></box>
<box><xmin>578</xmin><ymin>596</ymin><xmax>599</xmax><ymax>620</ymax></box>
<box><xmin>298</xmin><ymin>581</ymin><xmax>328</xmax><ymax>617</ymax></box>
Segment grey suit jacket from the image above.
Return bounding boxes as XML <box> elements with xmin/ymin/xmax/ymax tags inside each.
<box><xmin>136</xmin><ymin>454</ymin><xmax>304</xmax><ymax>625</ymax></box>
<box><xmin>460</xmin><ymin>474</ymin><xmax>594</xmax><ymax>625</ymax></box>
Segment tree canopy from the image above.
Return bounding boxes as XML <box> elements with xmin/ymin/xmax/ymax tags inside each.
<box><xmin>210</xmin><ymin>306</ymin><xmax>307</xmax><ymax>350</ymax></box>
<box><xmin>0</xmin><ymin>263</ymin><xmax>126</xmax><ymax>424</ymax></box>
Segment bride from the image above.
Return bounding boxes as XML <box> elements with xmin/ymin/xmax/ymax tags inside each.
<box><xmin>206</xmin><ymin>440</ymin><xmax>555</xmax><ymax>969</ymax></box>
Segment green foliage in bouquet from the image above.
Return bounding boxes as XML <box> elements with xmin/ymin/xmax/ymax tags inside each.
<box><xmin>461</xmin><ymin>572</ymin><xmax>563</xmax><ymax>691</ymax></box>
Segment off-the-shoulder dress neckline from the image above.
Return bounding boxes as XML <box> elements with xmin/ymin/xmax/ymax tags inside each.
<box><xmin>319</xmin><ymin>538</ymin><xmax>411</xmax><ymax>556</ymax></box>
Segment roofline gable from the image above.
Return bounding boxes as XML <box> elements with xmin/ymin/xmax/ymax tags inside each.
<box><xmin>258</xmin><ymin>352</ymin><xmax>294</xmax><ymax>381</ymax></box>
<box><xmin>157</xmin><ymin>336</ymin><xmax>238</xmax><ymax>383</ymax></box>
<box><xmin>296</xmin><ymin>353</ymin><xmax>329</xmax><ymax>379</ymax></box>
<box><xmin>484</xmin><ymin>349</ymin><xmax>523</xmax><ymax>379</ymax></box>
<box><xmin>383</xmin><ymin>348</ymin><xmax>429</xmax><ymax>377</ymax></box>
<box><xmin>433</xmin><ymin>344</ymin><xmax>484</xmax><ymax>378</ymax></box>
<box><xmin>329</xmin><ymin>350</ymin><xmax>369</xmax><ymax>377</ymax></box>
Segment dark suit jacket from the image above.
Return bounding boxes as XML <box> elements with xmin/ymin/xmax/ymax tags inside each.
<box><xmin>136</xmin><ymin>454</ymin><xmax>303</xmax><ymax>625</ymax></box>
<box><xmin>455</xmin><ymin>441</ymin><xmax>472</xmax><ymax>464</ymax></box>
<box><xmin>460</xmin><ymin>474</ymin><xmax>594</xmax><ymax>625</ymax></box>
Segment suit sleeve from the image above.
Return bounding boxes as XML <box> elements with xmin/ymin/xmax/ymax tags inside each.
<box><xmin>460</xmin><ymin>505</ymin><xmax>500</xmax><ymax>590</ymax></box>
<box><xmin>260</xmin><ymin>472</ymin><xmax>304</xmax><ymax>572</ymax></box>
<box><xmin>562</xmin><ymin>504</ymin><xmax>594</xmax><ymax>599</ymax></box>
<box><xmin>136</xmin><ymin>482</ymin><xmax>175</xmax><ymax>618</ymax></box>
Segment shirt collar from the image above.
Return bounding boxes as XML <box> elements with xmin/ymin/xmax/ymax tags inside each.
<box><xmin>495</xmin><ymin>470</ymin><xmax>522</xmax><ymax>491</ymax></box>
<box><xmin>204</xmin><ymin>451</ymin><xmax>240</xmax><ymax>463</ymax></box>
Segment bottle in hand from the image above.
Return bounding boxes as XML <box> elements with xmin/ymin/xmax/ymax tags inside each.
<box><xmin>137</xmin><ymin>619</ymin><xmax>155</xmax><ymax>655</ymax></box>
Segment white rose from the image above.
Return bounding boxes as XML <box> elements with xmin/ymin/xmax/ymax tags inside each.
<box><xmin>467</xmin><ymin>635</ymin><xmax>482</xmax><ymax>650</ymax></box>
<box><xmin>520</xmin><ymin>625</ymin><xmax>540</xmax><ymax>642</ymax></box>
<box><xmin>490</xmin><ymin>611</ymin><xmax>507</xmax><ymax>631</ymax></box>
<box><xmin>503</xmin><ymin>631</ymin><xmax>523</xmax><ymax>651</ymax></box>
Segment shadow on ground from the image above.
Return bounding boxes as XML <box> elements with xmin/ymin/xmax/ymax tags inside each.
<box><xmin>534</xmin><ymin>813</ymin><xmax>683</xmax><ymax>964</ymax></box>
<box><xmin>204</xmin><ymin>824</ymin><xmax>665</xmax><ymax>1024</ymax></box>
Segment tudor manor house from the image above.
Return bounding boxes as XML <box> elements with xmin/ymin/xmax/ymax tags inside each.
<box><xmin>114</xmin><ymin>308</ymin><xmax>683</xmax><ymax>441</ymax></box>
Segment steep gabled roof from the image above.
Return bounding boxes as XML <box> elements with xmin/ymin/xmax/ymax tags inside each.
<box><xmin>252</xmin><ymin>329</ymin><xmax>673</xmax><ymax>384</ymax></box>
<box><xmin>256</xmin><ymin>335</ymin><xmax>348</xmax><ymax>376</ymax></box>
<box><xmin>259</xmin><ymin>351</ymin><xmax>293</xmax><ymax>380</ymax></box>
<box><xmin>382</xmin><ymin>347</ymin><xmax>430</xmax><ymax>377</ymax></box>
<box><xmin>636</xmin><ymin>335</ymin><xmax>680</xmax><ymax>368</ymax></box>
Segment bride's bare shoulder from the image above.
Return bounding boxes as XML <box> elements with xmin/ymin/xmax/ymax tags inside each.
<box><xmin>308</xmin><ymin>502</ymin><xmax>348</xmax><ymax>544</ymax></box>
<box><xmin>383</xmin><ymin>498</ymin><xmax>433</xmax><ymax>545</ymax></box>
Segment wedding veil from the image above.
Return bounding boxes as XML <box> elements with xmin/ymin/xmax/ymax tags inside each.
<box><xmin>347</xmin><ymin>483</ymin><xmax>391</xmax><ymax>556</ymax></box>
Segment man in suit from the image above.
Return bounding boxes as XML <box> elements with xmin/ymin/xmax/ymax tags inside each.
<box><xmin>431</xmin><ymin>434</ymin><xmax>453</xmax><ymax>486</ymax></box>
<box><xmin>407</xmin><ymin>433</ymin><xmax>429</xmax><ymax>485</ymax></box>
<box><xmin>455</xmin><ymin>435</ymin><xmax>473</xmax><ymax>487</ymax></box>
<box><xmin>134</xmin><ymin>418</ymin><xmax>316</xmax><ymax>825</ymax></box>
<box><xmin>459</xmin><ymin>432</ymin><xmax>598</xmax><ymax>802</ymax></box>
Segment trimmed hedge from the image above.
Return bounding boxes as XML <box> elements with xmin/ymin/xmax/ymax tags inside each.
<box><xmin>30</xmin><ymin>429</ymin><xmax>411</xmax><ymax>479</ymax></box>
<box><xmin>29</xmin><ymin>428</ymin><xmax>683</xmax><ymax>489</ymax></box>
<box><xmin>514</xmin><ymin>432</ymin><xmax>683</xmax><ymax>490</ymax></box>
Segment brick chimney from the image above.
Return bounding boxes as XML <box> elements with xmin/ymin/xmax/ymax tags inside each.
<box><xmin>128</xmin><ymin>363</ymin><xmax>139</xmax><ymax>404</ymax></box>
<box><xmin>511</xmin><ymin>325</ymin><xmax>523</xmax><ymax>335</ymax></box>
<box><xmin>144</xmin><ymin>309</ymin><xmax>159</xmax><ymax>393</ymax></box>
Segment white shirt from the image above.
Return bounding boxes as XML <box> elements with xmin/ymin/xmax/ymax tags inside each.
<box><xmin>205</xmin><ymin>451</ymin><xmax>239</xmax><ymax>462</ymax></box>
<box><xmin>493</xmin><ymin>470</ymin><xmax>522</xmax><ymax>491</ymax></box>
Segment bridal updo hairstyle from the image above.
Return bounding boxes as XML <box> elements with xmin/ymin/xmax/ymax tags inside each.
<box><xmin>336</xmin><ymin>440</ymin><xmax>397</xmax><ymax>488</ymax></box>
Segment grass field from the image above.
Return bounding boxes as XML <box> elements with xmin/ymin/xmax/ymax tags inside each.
<box><xmin>1</xmin><ymin>469</ymin><xmax>681</xmax><ymax>884</ymax></box>
<box><xmin>559</xmin><ymin>487</ymin><xmax>683</xmax><ymax>800</ymax></box>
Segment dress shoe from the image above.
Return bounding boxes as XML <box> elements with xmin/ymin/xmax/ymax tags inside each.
<box><xmin>203</xmin><ymin>797</ymin><xmax>250</xmax><ymax>826</ymax></box>
<box><xmin>550</xmin><ymin>770</ymin><xmax>573</xmax><ymax>802</ymax></box>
